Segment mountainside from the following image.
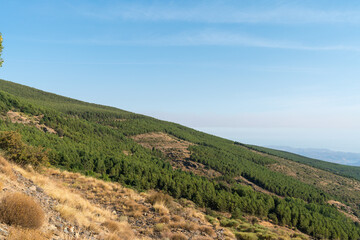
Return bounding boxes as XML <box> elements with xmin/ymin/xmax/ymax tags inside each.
<box><xmin>1</xmin><ymin>79</ymin><xmax>360</xmax><ymax>239</ymax></box>
<box><xmin>247</xmin><ymin>144</ymin><xmax>360</xmax><ymax>181</ymax></box>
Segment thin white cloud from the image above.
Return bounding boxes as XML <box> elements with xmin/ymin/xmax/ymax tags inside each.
<box><xmin>21</xmin><ymin>30</ymin><xmax>360</xmax><ymax>51</ymax></box>
<box><xmin>71</xmin><ymin>2</ymin><xmax>360</xmax><ymax>24</ymax></box>
<box><xmin>151</xmin><ymin>31</ymin><xmax>360</xmax><ymax>51</ymax></box>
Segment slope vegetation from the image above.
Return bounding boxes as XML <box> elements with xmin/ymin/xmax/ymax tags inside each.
<box><xmin>0</xmin><ymin>79</ymin><xmax>360</xmax><ymax>239</ymax></box>
<box><xmin>247</xmin><ymin>144</ymin><xmax>360</xmax><ymax>181</ymax></box>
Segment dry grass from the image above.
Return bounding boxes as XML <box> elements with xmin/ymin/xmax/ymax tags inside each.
<box><xmin>101</xmin><ymin>221</ymin><xmax>135</xmax><ymax>240</ymax></box>
<box><xmin>0</xmin><ymin>192</ymin><xmax>44</xmax><ymax>229</ymax></box>
<box><xmin>146</xmin><ymin>191</ymin><xmax>173</xmax><ymax>206</ymax></box>
<box><xmin>199</xmin><ymin>225</ymin><xmax>216</xmax><ymax>237</ymax></box>
<box><xmin>223</xmin><ymin>228</ymin><xmax>236</xmax><ymax>239</ymax></box>
<box><xmin>170</xmin><ymin>220</ymin><xmax>199</xmax><ymax>231</ymax></box>
<box><xmin>102</xmin><ymin>220</ymin><xmax>123</xmax><ymax>232</ymax></box>
<box><xmin>171</xmin><ymin>215</ymin><xmax>183</xmax><ymax>222</ymax></box>
<box><xmin>192</xmin><ymin>237</ymin><xmax>213</xmax><ymax>240</ymax></box>
<box><xmin>123</xmin><ymin>199</ymin><xmax>148</xmax><ymax>217</ymax></box>
<box><xmin>158</xmin><ymin>216</ymin><xmax>170</xmax><ymax>223</ymax></box>
<box><xmin>8</xmin><ymin>227</ymin><xmax>47</xmax><ymax>240</ymax></box>
<box><xmin>0</xmin><ymin>156</ymin><xmax>14</xmax><ymax>179</ymax></box>
<box><xmin>13</xmin><ymin>166</ymin><xmax>113</xmax><ymax>231</ymax></box>
<box><xmin>170</xmin><ymin>233</ymin><xmax>188</xmax><ymax>240</ymax></box>
<box><xmin>153</xmin><ymin>201</ymin><xmax>170</xmax><ymax>215</ymax></box>
<box><xmin>184</xmin><ymin>207</ymin><xmax>206</xmax><ymax>222</ymax></box>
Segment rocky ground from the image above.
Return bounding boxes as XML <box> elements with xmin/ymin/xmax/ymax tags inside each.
<box><xmin>0</xmin><ymin>155</ymin><xmax>234</xmax><ymax>240</ymax></box>
<box><xmin>0</xmin><ymin>155</ymin><xmax>309</xmax><ymax>240</ymax></box>
<box><xmin>0</xmin><ymin>166</ymin><xmax>99</xmax><ymax>239</ymax></box>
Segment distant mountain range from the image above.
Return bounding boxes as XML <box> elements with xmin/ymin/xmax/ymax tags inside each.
<box><xmin>268</xmin><ymin>146</ymin><xmax>360</xmax><ymax>166</ymax></box>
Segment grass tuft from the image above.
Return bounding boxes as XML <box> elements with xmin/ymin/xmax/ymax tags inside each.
<box><xmin>0</xmin><ymin>192</ymin><xmax>44</xmax><ymax>229</ymax></box>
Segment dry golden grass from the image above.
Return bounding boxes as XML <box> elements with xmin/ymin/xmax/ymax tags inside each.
<box><xmin>153</xmin><ymin>200</ymin><xmax>170</xmax><ymax>215</ymax></box>
<box><xmin>123</xmin><ymin>199</ymin><xmax>148</xmax><ymax>217</ymax></box>
<box><xmin>158</xmin><ymin>215</ymin><xmax>170</xmax><ymax>223</ymax></box>
<box><xmin>170</xmin><ymin>220</ymin><xmax>199</xmax><ymax>231</ymax></box>
<box><xmin>171</xmin><ymin>215</ymin><xmax>183</xmax><ymax>222</ymax></box>
<box><xmin>7</xmin><ymin>227</ymin><xmax>47</xmax><ymax>240</ymax></box>
<box><xmin>223</xmin><ymin>228</ymin><xmax>236</xmax><ymax>239</ymax></box>
<box><xmin>103</xmin><ymin>233</ymin><xmax>122</xmax><ymax>240</ymax></box>
<box><xmin>101</xmin><ymin>221</ymin><xmax>135</xmax><ymax>240</ymax></box>
<box><xmin>192</xmin><ymin>237</ymin><xmax>213</xmax><ymax>240</ymax></box>
<box><xmin>184</xmin><ymin>207</ymin><xmax>206</xmax><ymax>222</ymax></box>
<box><xmin>0</xmin><ymin>192</ymin><xmax>44</xmax><ymax>229</ymax></box>
<box><xmin>170</xmin><ymin>232</ymin><xmax>188</xmax><ymax>240</ymax></box>
<box><xmin>199</xmin><ymin>225</ymin><xmax>216</xmax><ymax>237</ymax></box>
<box><xmin>0</xmin><ymin>156</ymin><xmax>14</xmax><ymax>179</ymax></box>
<box><xmin>102</xmin><ymin>220</ymin><xmax>123</xmax><ymax>232</ymax></box>
<box><xmin>146</xmin><ymin>191</ymin><xmax>173</xmax><ymax>206</ymax></box>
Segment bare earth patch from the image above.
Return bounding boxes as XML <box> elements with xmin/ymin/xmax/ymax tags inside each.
<box><xmin>328</xmin><ymin>200</ymin><xmax>360</xmax><ymax>223</ymax></box>
<box><xmin>131</xmin><ymin>132</ymin><xmax>221</xmax><ymax>178</ymax></box>
<box><xmin>3</xmin><ymin>111</ymin><xmax>57</xmax><ymax>134</ymax></box>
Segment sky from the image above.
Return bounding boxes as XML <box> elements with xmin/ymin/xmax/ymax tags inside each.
<box><xmin>1</xmin><ymin>0</ymin><xmax>360</xmax><ymax>152</ymax></box>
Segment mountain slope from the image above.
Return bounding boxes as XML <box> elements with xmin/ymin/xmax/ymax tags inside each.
<box><xmin>247</xmin><ymin>144</ymin><xmax>360</xmax><ymax>181</ymax></box>
<box><xmin>1</xmin><ymin>79</ymin><xmax>360</xmax><ymax>239</ymax></box>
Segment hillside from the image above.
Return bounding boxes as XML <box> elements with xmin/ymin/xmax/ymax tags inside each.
<box><xmin>247</xmin><ymin>144</ymin><xmax>360</xmax><ymax>181</ymax></box>
<box><xmin>1</xmin><ymin>79</ymin><xmax>360</xmax><ymax>239</ymax></box>
<box><xmin>0</xmin><ymin>154</ymin><xmax>312</xmax><ymax>240</ymax></box>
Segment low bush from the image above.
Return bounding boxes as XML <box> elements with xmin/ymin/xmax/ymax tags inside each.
<box><xmin>235</xmin><ymin>232</ymin><xmax>258</xmax><ymax>240</ymax></box>
<box><xmin>146</xmin><ymin>191</ymin><xmax>173</xmax><ymax>206</ymax></box>
<box><xmin>0</xmin><ymin>192</ymin><xmax>44</xmax><ymax>228</ymax></box>
<box><xmin>0</xmin><ymin>131</ymin><xmax>48</xmax><ymax>168</ymax></box>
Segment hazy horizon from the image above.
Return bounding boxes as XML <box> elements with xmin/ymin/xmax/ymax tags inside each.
<box><xmin>1</xmin><ymin>0</ymin><xmax>360</xmax><ymax>152</ymax></box>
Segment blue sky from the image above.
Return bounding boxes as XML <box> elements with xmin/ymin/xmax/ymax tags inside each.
<box><xmin>1</xmin><ymin>0</ymin><xmax>360</xmax><ymax>152</ymax></box>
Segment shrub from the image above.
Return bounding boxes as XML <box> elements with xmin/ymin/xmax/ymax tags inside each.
<box><xmin>235</xmin><ymin>232</ymin><xmax>258</xmax><ymax>240</ymax></box>
<box><xmin>153</xmin><ymin>201</ymin><xmax>169</xmax><ymax>215</ymax></box>
<box><xmin>146</xmin><ymin>191</ymin><xmax>173</xmax><ymax>206</ymax></box>
<box><xmin>154</xmin><ymin>223</ymin><xmax>166</xmax><ymax>232</ymax></box>
<box><xmin>220</xmin><ymin>218</ymin><xmax>240</xmax><ymax>228</ymax></box>
<box><xmin>0</xmin><ymin>131</ymin><xmax>48</xmax><ymax>168</ymax></box>
<box><xmin>0</xmin><ymin>193</ymin><xmax>44</xmax><ymax>228</ymax></box>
